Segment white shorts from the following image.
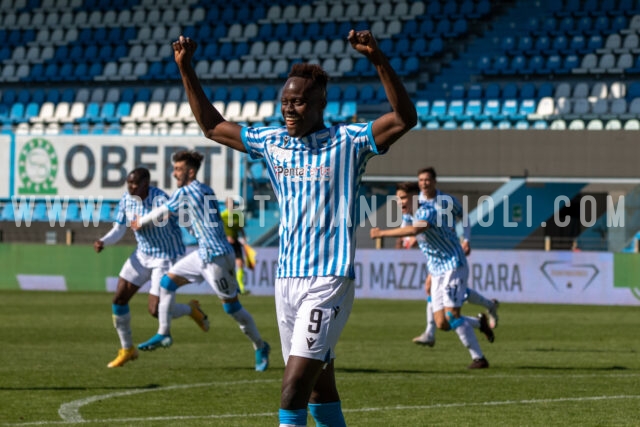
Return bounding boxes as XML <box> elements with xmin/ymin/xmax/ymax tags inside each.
<box><xmin>169</xmin><ymin>251</ymin><xmax>238</xmax><ymax>299</ymax></box>
<box><xmin>119</xmin><ymin>249</ymin><xmax>174</xmax><ymax>296</ymax></box>
<box><xmin>275</xmin><ymin>276</ymin><xmax>354</xmax><ymax>364</ymax></box>
<box><xmin>430</xmin><ymin>264</ymin><xmax>469</xmax><ymax>312</ymax></box>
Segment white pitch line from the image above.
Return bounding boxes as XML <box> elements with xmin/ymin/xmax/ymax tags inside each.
<box><xmin>58</xmin><ymin>379</ymin><xmax>278</xmax><ymax>423</ymax></box>
<box><xmin>4</xmin><ymin>393</ymin><xmax>640</xmax><ymax>426</ymax></box>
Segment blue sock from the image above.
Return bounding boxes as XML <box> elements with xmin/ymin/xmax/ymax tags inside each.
<box><xmin>309</xmin><ymin>402</ymin><xmax>346</xmax><ymax>427</ymax></box>
<box><xmin>112</xmin><ymin>303</ymin><xmax>129</xmax><ymax>315</ymax></box>
<box><xmin>279</xmin><ymin>408</ymin><xmax>307</xmax><ymax>426</ymax></box>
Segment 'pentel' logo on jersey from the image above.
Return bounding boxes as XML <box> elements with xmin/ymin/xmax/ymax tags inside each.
<box><xmin>306</xmin><ymin>337</ymin><xmax>317</xmax><ymax>349</ymax></box>
<box><xmin>274</xmin><ymin>165</ymin><xmax>331</xmax><ymax>182</ymax></box>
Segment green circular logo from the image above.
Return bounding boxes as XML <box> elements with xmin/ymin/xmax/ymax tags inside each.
<box><xmin>18</xmin><ymin>138</ymin><xmax>58</xmax><ymax>195</ymax></box>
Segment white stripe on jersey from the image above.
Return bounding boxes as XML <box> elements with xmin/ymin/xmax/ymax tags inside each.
<box><xmin>114</xmin><ymin>187</ymin><xmax>185</xmax><ymax>259</ymax></box>
<box><xmin>165</xmin><ymin>180</ymin><xmax>233</xmax><ymax>262</ymax></box>
<box><xmin>414</xmin><ymin>199</ymin><xmax>467</xmax><ymax>276</ymax></box>
<box><xmin>242</xmin><ymin>123</ymin><xmax>380</xmax><ymax>279</ymax></box>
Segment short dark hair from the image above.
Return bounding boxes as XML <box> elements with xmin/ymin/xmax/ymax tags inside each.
<box><xmin>173</xmin><ymin>150</ymin><xmax>204</xmax><ymax>173</ymax></box>
<box><xmin>129</xmin><ymin>167</ymin><xmax>150</xmax><ymax>183</ymax></box>
<box><xmin>396</xmin><ymin>181</ymin><xmax>419</xmax><ymax>194</ymax></box>
<box><xmin>288</xmin><ymin>63</ymin><xmax>328</xmax><ymax>98</ymax></box>
<box><xmin>417</xmin><ymin>167</ymin><xmax>437</xmax><ymax>180</ymax></box>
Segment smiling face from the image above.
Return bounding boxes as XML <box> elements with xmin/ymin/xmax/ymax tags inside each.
<box><xmin>126</xmin><ymin>172</ymin><xmax>149</xmax><ymax>199</ymax></box>
<box><xmin>397</xmin><ymin>189</ymin><xmax>418</xmax><ymax>215</ymax></box>
<box><xmin>280</xmin><ymin>76</ymin><xmax>326</xmax><ymax>138</ymax></box>
<box><xmin>172</xmin><ymin>160</ymin><xmax>194</xmax><ymax>188</ymax></box>
<box><xmin>418</xmin><ymin>171</ymin><xmax>437</xmax><ymax>198</ymax></box>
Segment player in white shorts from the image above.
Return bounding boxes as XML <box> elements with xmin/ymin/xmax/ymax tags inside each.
<box><xmin>170</xmin><ymin>27</ymin><xmax>417</xmax><ymax>426</ymax></box>
<box><xmin>410</xmin><ymin>167</ymin><xmax>500</xmax><ymax>347</ymax></box>
<box><xmin>94</xmin><ymin>167</ymin><xmax>209</xmax><ymax>369</ymax></box>
<box><xmin>132</xmin><ymin>151</ymin><xmax>271</xmax><ymax>371</ymax></box>
<box><xmin>277</xmin><ymin>276</ymin><xmax>354</xmax><ymax>363</ymax></box>
<box><xmin>371</xmin><ymin>182</ymin><xmax>495</xmax><ymax>369</ymax></box>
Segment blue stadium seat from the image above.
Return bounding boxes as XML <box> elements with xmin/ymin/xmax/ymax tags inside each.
<box><xmin>359</xmin><ymin>84</ymin><xmax>375</xmax><ymax>104</ymax></box>
<box><xmin>484</xmin><ymin>82</ymin><xmax>501</xmax><ymax>99</ymax></box>
<box><xmin>508</xmin><ymin>55</ymin><xmax>526</xmax><ymax>75</ymax></box>
<box><xmin>342</xmin><ymin>85</ymin><xmax>358</xmax><ymax>101</ymax></box>
<box><xmin>428</xmin><ymin>100</ymin><xmax>447</xmax><ymax>121</ymax></box>
<box><xmin>467</xmin><ymin>84</ymin><xmax>483</xmax><ymax>99</ymax></box>
<box><xmin>415</xmin><ymin>100</ymin><xmax>429</xmax><ymax>123</ymax></box>
<box><xmin>502</xmin><ymin>83</ymin><xmax>518</xmax><ymax>100</ymax></box>
<box><xmin>450</xmin><ymin>84</ymin><xmax>465</xmax><ymax>99</ymax></box>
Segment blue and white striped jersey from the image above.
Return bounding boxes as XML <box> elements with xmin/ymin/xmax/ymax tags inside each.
<box><xmin>115</xmin><ymin>186</ymin><xmax>185</xmax><ymax>259</ymax></box>
<box><xmin>165</xmin><ymin>180</ymin><xmax>233</xmax><ymax>262</ymax></box>
<box><xmin>242</xmin><ymin>123</ymin><xmax>381</xmax><ymax>279</ymax></box>
<box><xmin>419</xmin><ymin>190</ymin><xmax>463</xmax><ymax>219</ymax></box>
<box><xmin>413</xmin><ymin>197</ymin><xmax>467</xmax><ymax>276</ymax></box>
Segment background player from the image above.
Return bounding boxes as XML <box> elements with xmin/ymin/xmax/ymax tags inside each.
<box><xmin>94</xmin><ymin>167</ymin><xmax>208</xmax><ymax>368</ymax></box>
<box><xmin>132</xmin><ymin>151</ymin><xmax>271</xmax><ymax>371</ymax></box>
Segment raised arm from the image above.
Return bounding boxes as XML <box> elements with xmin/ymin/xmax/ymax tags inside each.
<box><xmin>173</xmin><ymin>36</ymin><xmax>246</xmax><ymax>152</ymax></box>
<box><xmin>370</xmin><ymin>221</ymin><xmax>429</xmax><ymax>239</ymax></box>
<box><xmin>348</xmin><ymin>30</ymin><xmax>417</xmax><ymax>151</ymax></box>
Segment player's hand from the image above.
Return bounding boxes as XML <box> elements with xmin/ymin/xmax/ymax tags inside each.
<box><xmin>93</xmin><ymin>240</ymin><xmax>104</xmax><ymax>253</ymax></box>
<box><xmin>461</xmin><ymin>240</ymin><xmax>471</xmax><ymax>256</ymax></box>
<box><xmin>370</xmin><ymin>227</ymin><xmax>382</xmax><ymax>239</ymax></box>
<box><xmin>130</xmin><ymin>215</ymin><xmax>142</xmax><ymax>231</ymax></box>
<box><xmin>173</xmin><ymin>35</ymin><xmax>197</xmax><ymax>67</ymax></box>
<box><xmin>347</xmin><ymin>30</ymin><xmax>380</xmax><ymax>59</ymax></box>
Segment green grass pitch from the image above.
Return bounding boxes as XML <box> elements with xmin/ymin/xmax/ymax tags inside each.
<box><xmin>0</xmin><ymin>290</ymin><xmax>638</xmax><ymax>426</ymax></box>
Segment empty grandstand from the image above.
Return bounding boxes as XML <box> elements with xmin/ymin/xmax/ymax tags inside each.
<box><xmin>1</xmin><ymin>0</ymin><xmax>640</xmax><ymax>252</ymax></box>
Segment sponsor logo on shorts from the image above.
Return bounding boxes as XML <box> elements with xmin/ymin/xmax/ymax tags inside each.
<box><xmin>306</xmin><ymin>337</ymin><xmax>316</xmax><ymax>349</ymax></box>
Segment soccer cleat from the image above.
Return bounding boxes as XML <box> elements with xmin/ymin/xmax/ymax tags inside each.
<box><xmin>478</xmin><ymin>313</ymin><xmax>495</xmax><ymax>343</ymax></box>
<box><xmin>188</xmin><ymin>300</ymin><xmax>210</xmax><ymax>332</ymax></box>
<box><xmin>488</xmin><ymin>299</ymin><xmax>499</xmax><ymax>329</ymax></box>
<box><xmin>468</xmin><ymin>357</ymin><xmax>489</xmax><ymax>369</ymax></box>
<box><xmin>255</xmin><ymin>342</ymin><xmax>271</xmax><ymax>372</ymax></box>
<box><xmin>412</xmin><ymin>332</ymin><xmax>435</xmax><ymax>347</ymax></box>
<box><xmin>107</xmin><ymin>347</ymin><xmax>139</xmax><ymax>368</ymax></box>
<box><xmin>137</xmin><ymin>334</ymin><xmax>173</xmax><ymax>351</ymax></box>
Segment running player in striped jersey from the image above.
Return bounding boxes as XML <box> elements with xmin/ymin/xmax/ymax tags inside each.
<box><xmin>371</xmin><ymin>182</ymin><xmax>494</xmax><ymax>369</ymax></box>
<box><xmin>95</xmin><ymin>167</ymin><xmax>207</xmax><ymax>368</ymax></box>
<box><xmin>171</xmin><ymin>29</ymin><xmax>416</xmax><ymax>427</ymax></box>
<box><xmin>133</xmin><ymin>151</ymin><xmax>271</xmax><ymax>371</ymax></box>
<box><xmin>412</xmin><ymin>167</ymin><xmax>499</xmax><ymax>347</ymax></box>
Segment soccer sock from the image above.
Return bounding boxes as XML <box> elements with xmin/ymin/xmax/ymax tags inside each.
<box><xmin>279</xmin><ymin>408</ymin><xmax>307</xmax><ymax>427</ymax></box>
<box><xmin>452</xmin><ymin>317</ymin><xmax>484</xmax><ymax>360</ymax></box>
<box><xmin>236</xmin><ymin>268</ymin><xmax>246</xmax><ymax>293</ymax></box>
<box><xmin>112</xmin><ymin>304</ymin><xmax>132</xmax><ymax>349</ymax></box>
<box><xmin>309</xmin><ymin>402</ymin><xmax>346</xmax><ymax>427</ymax></box>
<box><xmin>465</xmin><ymin>315</ymin><xmax>480</xmax><ymax>329</ymax></box>
<box><xmin>224</xmin><ymin>302</ymin><xmax>263</xmax><ymax>350</ymax></box>
<box><xmin>466</xmin><ymin>288</ymin><xmax>493</xmax><ymax>310</ymax></box>
<box><xmin>171</xmin><ymin>302</ymin><xmax>191</xmax><ymax>319</ymax></box>
<box><xmin>425</xmin><ymin>296</ymin><xmax>436</xmax><ymax>336</ymax></box>
<box><xmin>158</xmin><ymin>275</ymin><xmax>178</xmax><ymax>335</ymax></box>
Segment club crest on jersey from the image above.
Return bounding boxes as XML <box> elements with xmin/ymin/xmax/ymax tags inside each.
<box><xmin>268</xmin><ymin>144</ymin><xmax>292</xmax><ymax>164</ymax></box>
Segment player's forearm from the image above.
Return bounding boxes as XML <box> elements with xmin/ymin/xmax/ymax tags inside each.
<box><xmin>99</xmin><ymin>222</ymin><xmax>127</xmax><ymax>246</ymax></box>
<box><xmin>179</xmin><ymin>63</ymin><xmax>225</xmax><ymax>131</ymax></box>
<box><xmin>378</xmin><ymin>225</ymin><xmax>421</xmax><ymax>238</ymax></box>
<box><xmin>137</xmin><ymin>205</ymin><xmax>170</xmax><ymax>227</ymax></box>
<box><xmin>370</xmin><ymin>52</ymin><xmax>417</xmax><ymax>132</ymax></box>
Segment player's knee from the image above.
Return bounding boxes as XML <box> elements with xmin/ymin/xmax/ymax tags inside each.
<box><xmin>223</xmin><ymin>300</ymin><xmax>242</xmax><ymax>314</ymax></box>
<box><xmin>435</xmin><ymin>317</ymin><xmax>450</xmax><ymax>330</ymax></box>
<box><xmin>160</xmin><ymin>275</ymin><xmax>179</xmax><ymax>291</ymax></box>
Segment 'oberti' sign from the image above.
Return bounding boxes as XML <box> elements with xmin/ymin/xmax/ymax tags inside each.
<box><xmin>12</xmin><ymin>135</ymin><xmax>240</xmax><ymax>199</ymax></box>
